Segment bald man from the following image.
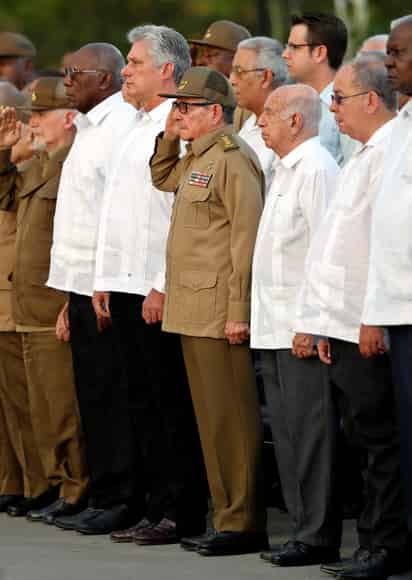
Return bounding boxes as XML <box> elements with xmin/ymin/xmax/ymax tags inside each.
<box><xmin>252</xmin><ymin>84</ymin><xmax>340</xmax><ymax>567</ymax></box>
<box><xmin>47</xmin><ymin>43</ymin><xmax>139</xmax><ymax>534</ymax></box>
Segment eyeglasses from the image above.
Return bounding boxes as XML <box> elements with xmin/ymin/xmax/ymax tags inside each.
<box><xmin>284</xmin><ymin>43</ymin><xmax>320</xmax><ymax>52</ymax></box>
<box><xmin>171</xmin><ymin>101</ymin><xmax>212</xmax><ymax>114</ymax></box>
<box><xmin>63</xmin><ymin>67</ymin><xmax>107</xmax><ymax>80</ymax></box>
<box><xmin>331</xmin><ymin>91</ymin><xmax>370</xmax><ymax>105</ymax></box>
<box><xmin>230</xmin><ymin>65</ymin><xmax>266</xmax><ymax>77</ymax></box>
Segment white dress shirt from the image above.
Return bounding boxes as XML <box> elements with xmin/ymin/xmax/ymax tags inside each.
<box><xmin>251</xmin><ymin>136</ymin><xmax>338</xmax><ymax>349</ymax></box>
<box><xmin>295</xmin><ymin>120</ymin><xmax>394</xmax><ymax>343</ymax></box>
<box><xmin>238</xmin><ymin>113</ymin><xmax>276</xmax><ymax>192</ymax></box>
<box><xmin>363</xmin><ymin>100</ymin><xmax>412</xmax><ymax>326</ymax></box>
<box><xmin>47</xmin><ymin>92</ymin><xmax>136</xmax><ymax>297</ymax></box>
<box><xmin>94</xmin><ymin>99</ymin><xmax>174</xmax><ymax>296</ymax></box>
<box><xmin>320</xmin><ymin>83</ymin><xmax>359</xmax><ymax>166</ymax></box>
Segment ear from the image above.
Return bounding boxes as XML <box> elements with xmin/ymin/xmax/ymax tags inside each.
<box><xmin>261</xmin><ymin>69</ymin><xmax>273</xmax><ymax>90</ymax></box>
<box><xmin>63</xmin><ymin>110</ymin><xmax>77</xmax><ymax>130</ymax></box>
<box><xmin>290</xmin><ymin>111</ymin><xmax>303</xmax><ymax>134</ymax></box>
<box><xmin>160</xmin><ymin>62</ymin><xmax>175</xmax><ymax>82</ymax></box>
<box><xmin>312</xmin><ymin>44</ymin><xmax>328</xmax><ymax>65</ymax></box>
<box><xmin>367</xmin><ymin>91</ymin><xmax>380</xmax><ymax>114</ymax></box>
<box><xmin>99</xmin><ymin>71</ymin><xmax>112</xmax><ymax>91</ymax></box>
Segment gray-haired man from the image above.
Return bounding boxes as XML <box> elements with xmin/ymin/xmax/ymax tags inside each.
<box><xmin>92</xmin><ymin>25</ymin><xmax>208</xmax><ymax>545</ymax></box>
<box><xmin>230</xmin><ymin>36</ymin><xmax>288</xmax><ymax>191</ymax></box>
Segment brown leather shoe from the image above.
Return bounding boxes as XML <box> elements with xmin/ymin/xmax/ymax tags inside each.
<box><xmin>110</xmin><ymin>518</ymin><xmax>153</xmax><ymax>543</ymax></box>
<box><xmin>134</xmin><ymin>517</ymin><xmax>178</xmax><ymax>545</ymax></box>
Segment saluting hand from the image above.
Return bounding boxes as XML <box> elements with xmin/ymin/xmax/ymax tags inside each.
<box><xmin>164</xmin><ymin>107</ymin><xmax>181</xmax><ymax>141</ymax></box>
<box><xmin>225</xmin><ymin>321</ymin><xmax>250</xmax><ymax>345</ymax></box>
<box><xmin>0</xmin><ymin>107</ymin><xmax>22</xmax><ymax>149</ymax></box>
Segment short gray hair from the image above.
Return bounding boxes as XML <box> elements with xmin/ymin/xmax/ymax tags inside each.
<box><xmin>278</xmin><ymin>84</ymin><xmax>321</xmax><ymax>134</ymax></box>
<box><xmin>352</xmin><ymin>52</ymin><xmax>398</xmax><ymax>111</ymax></box>
<box><xmin>238</xmin><ymin>36</ymin><xmax>288</xmax><ymax>88</ymax></box>
<box><xmin>127</xmin><ymin>25</ymin><xmax>191</xmax><ymax>84</ymax></box>
<box><xmin>391</xmin><ymin>14</ymin><xmax>412</xmax><ymax>30</ymax></box>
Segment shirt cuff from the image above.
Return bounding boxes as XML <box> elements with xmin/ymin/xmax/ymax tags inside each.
<box><xmin>152</xmin><ymin>271</ymin><xmax>166</xmax><ymax>294</ymax></box>
<box><xmin>227</xmin><ymin>300</ymin><xmax>250</xmax><ymax>322</ymax></box>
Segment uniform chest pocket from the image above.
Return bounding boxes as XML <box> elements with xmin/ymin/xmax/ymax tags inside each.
<box><xmin>181</xmin><ymin>188</ymin><xmax>211</xmax><ymax>229</ymax></box>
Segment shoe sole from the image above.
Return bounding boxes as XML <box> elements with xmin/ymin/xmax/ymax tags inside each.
<box><xmin>134</xmin><ymin>539</ymin><xmax>179</xmax><ymax>546</ymax></box>
<box><xmin>272</xmin><ymin>557</ymin><xmax>340</xmax><ymax>568</ymax></box>
<box><xmin>198</xmin><ymin>547</ymin><xmax>267</xmax><ymax>557</ymax></box>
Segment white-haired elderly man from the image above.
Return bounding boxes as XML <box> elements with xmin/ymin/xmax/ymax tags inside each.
<box><xmin>251</xmin><ymin>84</ymin><xmax>340</xmax><ymax>567</ymax></box>
<box><xmin>92</xmin><ymin>25</ymin><xmax>208</xmax><ymax>546</ymax></box>
<box><xmin>230</xmin><ymin>36</ymin><xmax>288</xmax><ymax>191</ymax></box>
<box><xmin>294</xmin><ymin>53</ymin><xmax>408</xmax><ymax>579</ymax></box>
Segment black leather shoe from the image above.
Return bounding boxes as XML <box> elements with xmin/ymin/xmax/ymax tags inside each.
<box><xmin>270</xmin><ymin>540</ymin><xmax>340</xmax><ymax>567</ymax></box>
<box><xmin>54</xmin><ymin>507</ymin><xmax>98</xmax><ymax>531</ymax></box>
<box><xmin>197</xmin><ymin>531</ymin><xmax>269</xmax><ymax>556</ymax></box>
<box><xmin>260</xmin><ymin>545</ymin><xmax>284</xmax><ymax>562</ymax></box>
<box><xmin>0</xmin><ymin>495</ymin><xmax>23</xmax><ymax>512</ymax></box>
<box><xmin>7</xmin><ymin>489</ymin><xmax>58</xmax><ymax>517</ymax></box>
<box><xmin>76</xmin><ymin>504</ymin><xmax>131</xmax><ymax>535</ymax></box>
<box><xmin>321</xmin><ymin>547</ymin><xmax>371</xmax><ymax>576</ymax></box>
<box><xmin>27</xmin><ymin>498</ymin><xmax>84</xmax><ymax>524</ymax></box>
<box><xmin>337</xmin><ymin>547</ymin><xmax>409</xmax><ymax>579</ymax></box>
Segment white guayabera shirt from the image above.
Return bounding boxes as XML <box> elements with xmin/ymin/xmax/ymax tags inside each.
<box><xmin>94</xmin><ymin>99</ymin><xmax>174</xmax><ymax>296</ymax></box>
<box><xmin>238</xmin><ymin>113</ymin><xmax>277</xmax><ymax>193</ymax></box>
<box><xmin>295</xmin><ymin>120</ymin><xmax>394</xmax><ymax>344</ymax></box>
<box><xmin>47</xmin><ymin>92</ymin><xmax>137</xmax><ymax>297</ymax></box>
<box><xmin>363</xmin><ymin>100</ymin><xmax>412</xmax><ymax>326</ymax></box>
<box><xmin>250</xmin><ymin>136</ymin><xmax>338</xmax><ymax>350</ymax></box>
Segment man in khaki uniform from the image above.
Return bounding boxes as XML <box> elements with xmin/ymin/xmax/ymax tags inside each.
<box><xmin>0</xmin><ymin>77</ymin><xmax>88</xmax><ymax>522</ymax></box>
<box><xmin>0</xmin><ymin>32</ymin><xmax>36</xmax><ymax>90</ymax></box>
<box><xmin>150</xmin><ymin>66</ymin><xmax>266</xmax><ymax>556</ymax></box>
<box><xmin>0</xmin><ymin>82</ymin><xmax>49</xmax><ymax>512</ymax></box>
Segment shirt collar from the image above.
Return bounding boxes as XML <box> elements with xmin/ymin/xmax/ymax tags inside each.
<box><xmin>74</xmin><ymin>92</ymin><xmax>126</xmax><ymax>130</ymax></box>
<box><xmin>190</xmin><ymin>125</ymin><xmax>234</xmax><ymax>157</ymax></box>
<box><xmin>319</xmin><ymin>82</ymin><xmax>333</xmax><ymax>105</ymax></box>
<box><xmin>141</xmin><ymin>99</ymin><xmax>172</xmax><ymax>123</ymax></box>
<box><xmin>401</xmin><ymin>98</ymin><xmax>412</xmax><ymax>119</ymax></box>
<box><xmin>277</xmin><ymin>136</ymin><xmax>321</xmax><ymax>169</ymax></box>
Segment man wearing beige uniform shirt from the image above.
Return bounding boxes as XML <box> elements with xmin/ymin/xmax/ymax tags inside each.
<box><xmin>150</xmin><ymin>66</ymin><xmax>266</xmax><ymax>557</ymax></box>
<box><xmin>0</xmin><ymin>78</ymin><xmax>88</xmax><ymax>522</ymax></box>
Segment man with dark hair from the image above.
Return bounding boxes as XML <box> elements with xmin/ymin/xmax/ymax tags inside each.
<box><xmin>189</xmin><ymin>20</ymin><xmax>251</xmax><ymax>77</ymax></box>
<box><xmin>362</xmin><ymin>14</ymin><xmax>412</xmax><ymax>548</ymax></box>
<box><xmin>283</xmin><ymin>12</ymin><xmax>356</xmax><ymax>165</ymax></box>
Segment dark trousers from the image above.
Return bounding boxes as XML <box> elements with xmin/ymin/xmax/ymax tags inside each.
<box><xmin>328</xmin><ymin>338</ymin><xmax>407</xmax><ymax>550</ymax></box>
<box><xmin>110</xmin><ymin>292</ymin><xmax>208</xmax><ymax>536</ymax></box>
<box><xmin>388</xmin><ymin>325</ymin><xmax>412</xmax><ymax>534</ymax></box>
<box><xmin>69</xmin><ymin>292</ymin><xmax>139</xmax><ymax>510</ymax></box>
<box><xmin>260</xmin><ymin>349</ymin><xmax>339</xmax><ymax>547</ymax></box>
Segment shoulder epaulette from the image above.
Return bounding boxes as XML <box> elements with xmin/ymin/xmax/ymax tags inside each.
<box><xmin>219</xmin><ymin>134</ymin><xmax>239</xmax><ymax>152</ymax></box>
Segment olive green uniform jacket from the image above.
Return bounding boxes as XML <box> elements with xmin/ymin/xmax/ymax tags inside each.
<box><xmin>150</xmin><ymin>125</ymin><xmax>264</xmax><ymax>339</ymax></box>
<box><xmin>0</xmin><ymin>147</ymin><xmax>70</xmax><ymax>328</ymax></box>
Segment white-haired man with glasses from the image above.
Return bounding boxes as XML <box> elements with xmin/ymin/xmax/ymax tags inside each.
<box><xmin>292</xmin><ymin>53</ymin><xmax>409</xmax><ymax>579</ymax></box>
<box><xmin>92</xmin><ymin>25</ymin><xmax>208</xmax><ymax>546</ymax></box>
<box><xmin>230</xmin><ymin>36</ymin><xmax>288</xmax><ymax>191</ymax></box>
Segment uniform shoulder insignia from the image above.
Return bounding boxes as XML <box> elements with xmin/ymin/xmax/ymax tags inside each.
<box><xmin>219</xmin><ymin>134</ymin><xmax>239</xmax><ymax>152</ymax></box>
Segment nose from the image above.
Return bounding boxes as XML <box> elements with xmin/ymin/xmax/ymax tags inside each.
<box><xmin>329</xmin><ymin>98</ymin><xmax>338</xmax><ymax>113</ymax></box>
<box><xmin>121</xmin><ymin>64</ymin><xmax>129</xmax><ymax>79</ymax></box>
<box><xmin>384</xmin><ymin>53</ymin><xmax>394</xmax><ymax>70</ymax></box>
<box><xmin>63</xmin><ymin>73</ymin><xmax>72</xmax><ymax>88</ymax></box>
<box><xmin>257</xmin><ymin>112</ymin><xmax>266</xmax><ymax>127</ymax></box>
<box><xmin>229</xmin><ymin>71</ymin><xmax>237</xmax><ymax>86</ymax></box>
<box><xmin>282</xmin><ymin>46</ymin><xmax>290</xmax><ymax>60</ymax></box>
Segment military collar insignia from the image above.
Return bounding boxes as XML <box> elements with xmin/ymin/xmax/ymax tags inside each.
<box><xmin>31</xmin><ymin>92</ymin><xmax>37</xmax><ymax>103</ymax></box>
<box><xmin>220</xmin><ymin>134</ymin><xmax>238</xmax><ymax>151</ymax></box>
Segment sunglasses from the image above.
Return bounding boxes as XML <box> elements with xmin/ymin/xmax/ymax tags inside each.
<box><xmin>63</xmin><ymin>67</ymin><xmax>107</xmax><ymax>80</ymax></box>
<box><xmin>171</xmin><ymin>101</ymin><xmax>213</xmax><ymax>114</ymax></box>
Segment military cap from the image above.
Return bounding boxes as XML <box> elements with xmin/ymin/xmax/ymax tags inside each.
<box><xmin>189</xmin><ymin>20</ymin><xmax>251</xmax><ymax>52</ymax></box>
<box><xmin>0</xmin><ymin>80</ymin><xmax>30</xmax><ymax>122</ymax></box>
<box><xmin>16</xmin><ymin>77</ymin><xmax>70</xmax><ymax>111</ymax></box>
<box><xmin>0</xmin><ymin>32</ymin><xmax>36</xmax><ymax>58</ymax></box>
<box><xmin>159</xmin><ymin>66</ymin><xmax>236</xmax><ymax>108</ymax></box>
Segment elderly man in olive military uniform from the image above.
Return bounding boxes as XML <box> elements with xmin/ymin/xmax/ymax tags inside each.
<box><xmin>0</xmin><ymin>82</ymin><xmax>50</xmax><ymax>513</ymax></box>
<box><xmin>150</xmin><ymin>66</ymin><xmax>266</xmax><ymax>556</ymax></box>
<box><xmin>0</xmin><ymin>32</ymin><xmax>36</xmax><ymax>90</ymax></box>
<box><xmin>0</xmin><ymin>77</ymin><xmax>88</xmax><ymax>522</ymax></box>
